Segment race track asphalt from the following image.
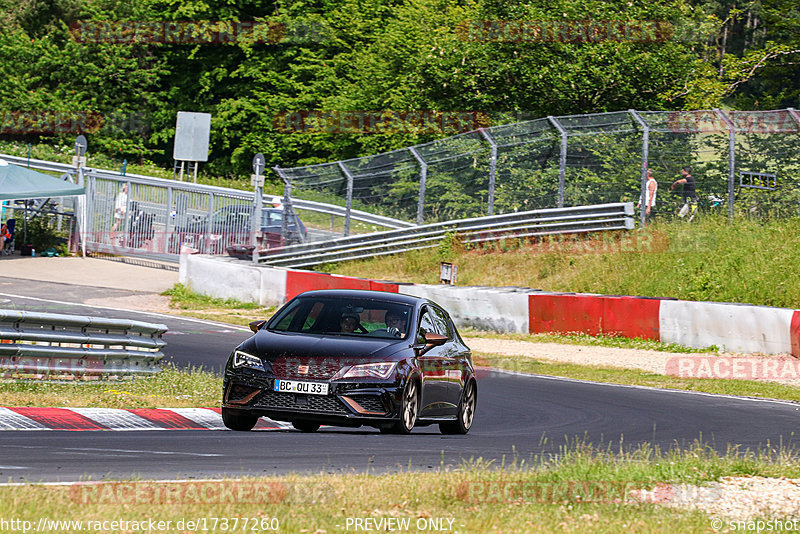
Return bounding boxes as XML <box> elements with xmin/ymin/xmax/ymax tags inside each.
<box><xmin>2</xmin><ymin>279</ymin><xmax>800</xmax><ymax>482</ymax></box>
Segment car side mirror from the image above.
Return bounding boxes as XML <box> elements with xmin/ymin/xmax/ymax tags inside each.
<box><xmin>249</xmin><ymin>320</ymin><xmax>266</xmax><ymax>333</ymax></box>
<box><xmin>415</xmin><ymin>332</ymin><xmax>448</xmax><ymax>356</ymax></box>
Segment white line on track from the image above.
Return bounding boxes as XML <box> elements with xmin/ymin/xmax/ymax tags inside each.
<box><xmin>483</xmin><ymin>367</ymin><xmax>800</xmax><ymax>408</ymax></box>
<box><xmin>0</xmin><ymin>292</ymin><xmax>251</xmax><ymax>332</ymax></box>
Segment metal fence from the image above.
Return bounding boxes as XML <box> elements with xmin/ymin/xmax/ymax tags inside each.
<box><xmin>0</xmin><ymin>154</ymin><xmax>412</xmax><ymax>262</ymax></box>
<box><xmin>259</xmin><ymin>203</ymin><xmax>634</xmax><ymax>269</ymax></box>
<box><xmin>277</xmin><ymin>108</ymin><xmax>800</xmax><ymax>226</ymax></box>
<box><xmin>0</xmin><ymin>309</ymin><xmax>167</xmax><ymax>379</ymax></box>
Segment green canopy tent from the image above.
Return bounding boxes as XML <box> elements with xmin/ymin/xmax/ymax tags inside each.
<box><xmin>0</xmin><ymin>158</ymin><xmax>86</xmax><ymax>253</ymax></box>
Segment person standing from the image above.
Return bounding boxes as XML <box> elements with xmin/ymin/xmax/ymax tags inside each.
<box><xmin>0</xmin><ymin>221</ymin><xmax>10</xmax><ymax>253</ymax></box>
<box><xmin>671</xmin><ymin>166</ymin><xmax>698</xmax><ymax>218</ymax></box>
<box><xmin>637</xmin><ymin>168</ymin><xmax>658</xmax><ymax>224</ymax></box>
<box><xmin>672</xmin><ymin>166</ymin><xmax>697</xmax><ymax>200</ymax></box>
<box><xmin>110</xmin><ymin>183</ymin><xmax>128</xmax><ymax>243</ymax></box>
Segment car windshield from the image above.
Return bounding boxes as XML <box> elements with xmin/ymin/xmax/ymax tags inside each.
<box><xmin>268</xmin><ymin>296</ymin><xmax>412</xmax><ymax>339</ymax></box>
<box><xmin>262</xmin><ymin>210</ymin><xmax>283</xmax><ymax>226</ymax></box>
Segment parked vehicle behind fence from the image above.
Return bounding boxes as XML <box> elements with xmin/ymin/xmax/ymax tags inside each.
<box><xmin>170</xmin><ymin>205</ymin><xmax>307</xmax><ymax>254</ymax></box>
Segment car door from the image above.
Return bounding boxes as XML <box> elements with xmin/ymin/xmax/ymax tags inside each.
<box><xmin>416</xmin><ymin>306</ymin><xmax>454</xmax><ymax>417</ymax></box>
<box><xmin>428</xmin><ymin>305</ymin><xmax>466</xmax><ymax>414</ymax></box>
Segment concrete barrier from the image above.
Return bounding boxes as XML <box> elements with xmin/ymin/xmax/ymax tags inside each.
<box><xmin>399</xmin><ymin>285</ymin><xmax>532</xmax><ymax>333</ymax></box>
<box><xmin>179</xmin><ymin>254</ymin><xmax>286</xmax><ymax>306</ymax></box>
<box><xmin>529</xmin><ymin>294</ymin><xmax>661</xmax><ymax>340</ymax></box>
<box><xmin>660</xmin><ymin>300</ymin><xmax>797</xmax><ymax>355</ymax></box>
<box><xmin>180</xmin><ymin>254</ymin><xmax>800</xmax><ymax>355</ymax></box>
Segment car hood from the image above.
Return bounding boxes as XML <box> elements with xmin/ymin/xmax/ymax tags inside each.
<box><xmin>239</xmin><ymin>329</ymin><xmax>408</xmax><ymax>362</ymax></box>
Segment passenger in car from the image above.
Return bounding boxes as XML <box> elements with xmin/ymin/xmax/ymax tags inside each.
<box><xmin>339</xmin><ymin>313</ymin><xmax>360</xmax><ymax>333</ymax></box>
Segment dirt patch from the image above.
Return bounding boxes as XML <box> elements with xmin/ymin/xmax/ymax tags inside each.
<box><xmin>464</xmin><ymin>337</ymin><xmax>800</xmax><ymax>386</ymax></box>
<box><xmin>633</xmin><ymin>476</ymin><xmax>800</xmax><ymax>522</ymax></box>
<box><xmin>83</xmin><ymin>294</ymin><xmax>173</xmax><ymax>314</ymax></box>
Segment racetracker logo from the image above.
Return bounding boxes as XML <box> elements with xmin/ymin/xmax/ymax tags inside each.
<box><xmin>68</xmin><ymin>481</ymin><xmax>286</xmax><ymax>504</ymax></box>
<box><xmin>666</xmin><ymin>356</ymin><xmax>800</xmax><ymax>380</ymax></box>
<box><xmin>456</xmin><ymin>480</ymin><xmax>647</xmax><ymax>503</ymax></box>
<box><xmin>273</xmin><ymin>110</ymin><xmax>491</xmax><ymax>135</ymax></box>
<box><xmin>69</xmin><ymin>20</ymin><xmax>285</xmax><ymax>44</ymax></box>
<box><xmin>0</xmin><ymin>111</ymin><xmax>149</xmax><ymax>135</ymax></box>
<box><xmin>456</xmin><ymin>20</ymin><xmax>674</xmax><ymax>43</ymax></box>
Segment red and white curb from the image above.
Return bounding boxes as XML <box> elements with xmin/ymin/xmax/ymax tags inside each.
<box><xmin>0</xmin><ymin>407</ymin><xmax>293</xmax><ymax>431</ymax></box>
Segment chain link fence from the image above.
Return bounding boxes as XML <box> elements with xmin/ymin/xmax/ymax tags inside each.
<box><xmin>276</xmin><ymin>108</ymin><xmax>800</xmax><ymax>230</ymax></box>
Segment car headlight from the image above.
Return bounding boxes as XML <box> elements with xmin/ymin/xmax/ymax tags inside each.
<box><xmin>332</xmin><ymin>362</ymin><xmax>397</xmax><ymax>380</ymax></box>
<box><xmin>232</xmin><ymin>350</ymin><xmax>265</xmax><ymax>372</ymax></box>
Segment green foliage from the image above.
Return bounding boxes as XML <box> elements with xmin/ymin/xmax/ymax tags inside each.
<box><xmin>24</xmin><ymin>216</ymin><xmax>66</xmax><ymax>252</ymax></box>
<box><xmin>0</xmin><ymin>0</ymin><xmax>714</xmax><ymax>179</ymax></box>
<box><xmin>162</xmin><ymin>283</ymin><xmax>261</xmax><ymax>310</ymax></box>
<box><xmin>327</xmin><ymin>216</ymin><xmax>800</xmax><ymax>309</ymax></box>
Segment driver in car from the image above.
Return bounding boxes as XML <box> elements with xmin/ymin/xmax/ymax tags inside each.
<box><xmin>384</xmin><ymin>311</ymin><xmax>406</xmax><ymax>337</ymax></box>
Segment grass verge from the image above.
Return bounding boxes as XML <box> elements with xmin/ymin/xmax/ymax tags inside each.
<box><xmin>3</xmin><ymin>443</ymin><xmax>799</xmax><ymax>532</ymax></box>
<box><xmin>319</xmin><ymin>217</ymin><xmax>800</xmax><ymax>309</ymax></box>
<box><xmin>476</xmin><ymin>352</ymin><xmax>800</xmax><ymax>402</ymax></box>
<box><xmin>463</xmin><ymin>329</ymin><xmax>717</xmax><ymax>354</ymax></box>
<box><xmin>0</xmin><ymin>365</ymin><xmax>221</xmax><ymax>408</ymax></box>
<box><xmin>2</xmin><ymin>353</ymin><xmax>799</xmax><ymax>408</ymax></box>
<box><xmin>161</xmin><ymin>283</ymin><xmax>274</xmax><ymax>325</ymax></box>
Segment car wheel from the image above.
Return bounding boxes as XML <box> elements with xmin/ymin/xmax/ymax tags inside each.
<box><xmin>389</xmin><ymin>380</ymin><xmax>418</xmax><ymax>434</ymax></box>
<box><xmin>292</xmin><ymin>421</ymin><xmax>321</xmax><ymax>432</ymax></box>
<box><xmin>222</xmin><ymin>407</ymin><xmax>258</xmax><ymax>431</ymax></box>
<box><xmin>439</xmin><ymin>380</ymin><xmax>476</xmax><ymax>435</ymax></box>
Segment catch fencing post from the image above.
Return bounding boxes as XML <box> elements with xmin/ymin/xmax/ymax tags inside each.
<box><xmin>408</xmin><ymin>147</ymin><xmax>427</xmax><ymax>225</ymax></box>
<box><xmin>790</xmin><ymin>109</ymin><xmax>800</xmax><ymax>216</ymax></box>
<box><xmin>205</xmin><ymin>193</ymin><xmax>215</xmax><ymax>253</ymax></box>
<box><xmin>164</xmin><ymin>186</ymin><xmax>173</xmax><ymax>254</ymax></box>
<box><xmin>251</xmin><ymin>154</ymin><xmax>266</xmax><ymax>263</ymax></box>
<box><xmin>337</xmin><ymin>162</ymin><xmax>355</xmax><ymax>237</ymax></box>
<box><xmin>629</xmin><ymin>110</ymin><xmax>650</xmax><ymax>227</ymax></box>
<box><xmin>479</xmin><ymin>128</ymin><xmax>498</xmax><ymax>215</ymax></box>
<box><xmin>547</xmin><ymin>116</ymin><xmax>567</xmax><ymax>208</ymax></box>
<box><xmin>715</xmin><ymin>109</ymin><xmax>736</xmax><ymax>221</ymax></box>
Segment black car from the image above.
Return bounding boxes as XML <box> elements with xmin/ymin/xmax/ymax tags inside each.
<box><xmin>172</xmin><ymin>204</ymin><xmax>307</xmax><ymax>253</ymax></box>
<box><xmin>222</xmin><ymin>289</ymin><xmax>477</xmax><ymax>434</ymax></box>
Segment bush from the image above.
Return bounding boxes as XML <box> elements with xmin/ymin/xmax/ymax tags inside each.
<box><xmin>24</xmin><ymin>217</ymin><xmax>66</xmax><ymax>253</ymax></box>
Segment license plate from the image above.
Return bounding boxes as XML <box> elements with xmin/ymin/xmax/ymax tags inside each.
<box><xmin>274</xmin><ymin>379</ymin><xmax>329</xmax><ymax>396</ymax></box>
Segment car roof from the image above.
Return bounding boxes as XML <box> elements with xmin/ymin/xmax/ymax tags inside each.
<box><xmin>293</xmin><ymin>289</ymin><xmax>426</xmax><ymax>306</ymax></box>
<box><xmin>220</xmin><ymin>204</ymin><xmax>283</xmax><ymax>214</ymax></box>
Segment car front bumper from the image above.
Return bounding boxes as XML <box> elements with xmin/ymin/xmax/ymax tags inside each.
<box><xmin>222</xmin><ymin>371</ymin><xmax>404</xmax><ymax>426</ymax></box>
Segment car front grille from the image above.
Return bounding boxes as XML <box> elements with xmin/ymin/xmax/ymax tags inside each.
<box><xmin>225</xmin><ymin>383</ymin><xmax>260</xmax><ymax>403</ymax></box>
<box><xmin>254</xmin><ymin>391</ymin><xmax>348</xmax><ymax>415</ymax></box>
<box><xmin>349</xmin><ymin>395</ymin><xmax>386</xmax><ymax>413</ymax></box>
<box><xmin>270</xmin><ymin>359</ymin><xmax>342</xmax><ymax>380</ymax></box>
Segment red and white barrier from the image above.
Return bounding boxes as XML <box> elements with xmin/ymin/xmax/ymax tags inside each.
<box><xmin>180</xmin><ymin>255</ymin><xmax>800</xmax><ymax>356</ymax></box>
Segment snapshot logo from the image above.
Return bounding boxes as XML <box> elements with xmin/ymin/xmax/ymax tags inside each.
<box><xmin>456</xmin><ymin>20</ymin><xmax>674</xmax><ymax>43</ymax></box>
<box><xmin>0</xmin><ymin>111</ymin><xmax>149</xmax><ymax>135</ymax></box>
<box><xmin>273</xmin><ymin>110</ymin><xmax>491</xmax><ymax>135</ymax></box>
<box><xmin>666</xmin><ymin>356</ymin><xmax>800</xmax><ymax>381</ymax></box>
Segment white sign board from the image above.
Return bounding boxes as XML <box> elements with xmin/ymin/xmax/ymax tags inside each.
<box><xmin>173</xmin><ymin>112</ymin><xmax>211</xmax><ymax>162</ymax></box>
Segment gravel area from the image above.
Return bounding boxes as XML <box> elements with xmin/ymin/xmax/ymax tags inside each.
<box><xmin>632</xmin><ymin>476</ymin><xmax>800</xmax><ymax>521</ymax></box>
<box><xmin>464</xmin><ymin>337</ymin><xmax>800</xmax><ymax>386</ymax></box>
<box><xmin>464</xmin><ymin>337</ymin><xmax>683</xmax><ymax>374</ymax></box>
<box><xmin>83</xmin><ymin>294</ymin><xmax>174</xmax><ymax>313</ymax></box>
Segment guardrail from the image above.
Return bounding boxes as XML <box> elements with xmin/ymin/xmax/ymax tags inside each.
<box><xmin>0</xmin><ymin>310</ymin><xmax>167</xmax><ymax>378</ymax></box>
<box><xmin>0</xmin><ymin>153</ymin><xmax>414</xmax><ymax>230</ymax></box>
<box><xmin>259</xmin><ymin>202</ymin><xmax>635</xmax><ymax>269</ymax></box>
